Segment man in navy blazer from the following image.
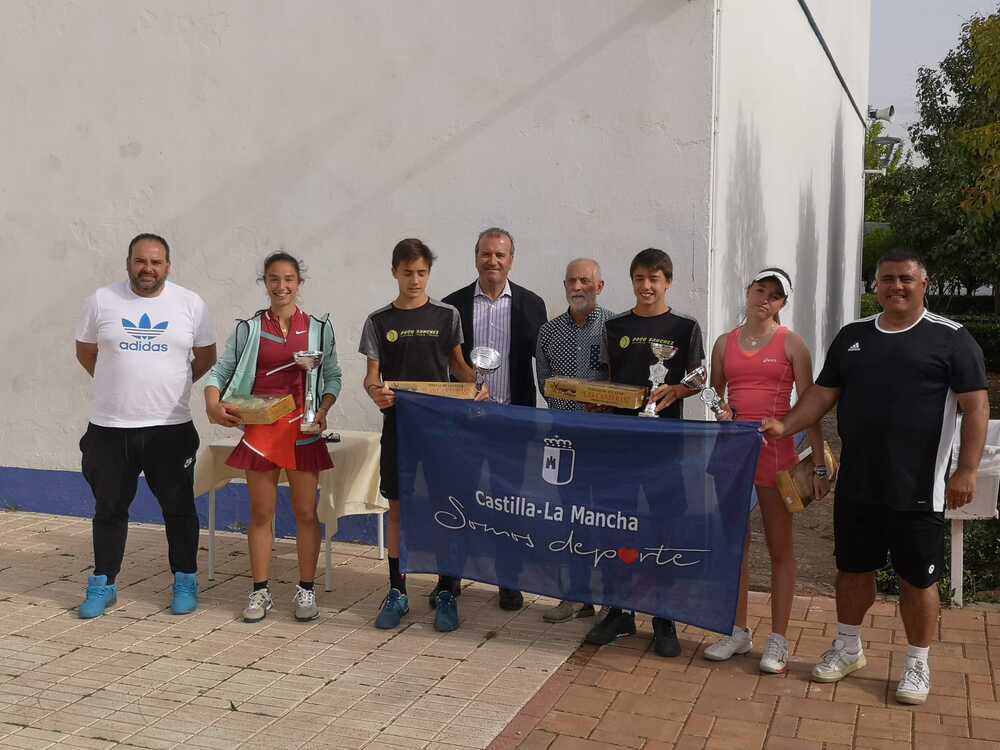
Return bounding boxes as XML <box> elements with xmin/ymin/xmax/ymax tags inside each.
<box><xmin>441</xmin><ymin>227</ymin><xmax>548</xmax><ymax>610</ymax></box>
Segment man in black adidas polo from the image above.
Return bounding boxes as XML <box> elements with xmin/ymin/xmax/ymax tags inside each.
<box><xmin>762</xmin><ymin>249</ymin><xmax>988</xmax><ymax>706</ymax></box>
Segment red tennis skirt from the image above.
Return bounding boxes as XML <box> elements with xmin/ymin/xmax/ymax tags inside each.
<box><xmin>225</xmin><ymin>412</ymin><xmax>333</xmax><ymax>474</ymax></box>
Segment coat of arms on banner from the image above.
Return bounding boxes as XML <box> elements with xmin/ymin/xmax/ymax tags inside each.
<box><xmin>542</xmin><ymin>436</ymin><xmax>575</xmax><ymax>486</ymax></box>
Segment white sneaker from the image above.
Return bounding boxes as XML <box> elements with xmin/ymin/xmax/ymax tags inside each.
<box><xmin>243</xmin><ymin>588</ymin><xmax>273</xmax><ymax>623</ymax></box>
<box><xmin>292</xmin><ymin>586</ymin><xmax>319</xmax><ymax>622</ymax></box>
<box><xmin>704</xmin><ymin>627</ymin><xmax>752</xmax><ymax>661</ymax></box>
<box><xmin>895</xmin><ymin>658</ymin><xmax>931</xmax><ymax>705</ymax></box>
<box><xmin>759</xmin><ymin>633</ymin><xmax>788</xmax><ymax>674</ymax></box>
<box><xmin>811</xmin><ymin>639</ymin><xmax>866</xmax><ymax>682</ymax></box>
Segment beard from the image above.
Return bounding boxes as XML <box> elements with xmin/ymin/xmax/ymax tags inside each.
<box><xmin>129</xmin><ymin>271</ymin><xmax>165</xmax><ymax>294</ymax></box>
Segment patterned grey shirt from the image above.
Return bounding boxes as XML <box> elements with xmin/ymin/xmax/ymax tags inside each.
<box><xmin>535</xmin><ymin>306</ymin><xmax>613</xmax><ymax>411</ymax></box>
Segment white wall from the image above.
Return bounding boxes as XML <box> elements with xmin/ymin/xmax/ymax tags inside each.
<box><xmin>710</xmin><ymin>0</ymin><xmax>870</xmax><ymax>360</ymax></box>
<box><xmin>0</xmin><ymin>0</ymin><xmax>716</xmax><ymax>471</ymax></box>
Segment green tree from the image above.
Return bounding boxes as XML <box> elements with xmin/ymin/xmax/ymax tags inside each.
<box><xmin>961</xmin><ymin>13</ymin><xmax>1000</xmax><ymax>222</ymax></box>
<box><xmin>862</xmin><ymin>226</ymin><xmax>897</xmax><ymax>292</ymax></box>
<box><xmin>864</xmin><ymin>121</ymin><xmax>907</xmax><ymax>224</ymax></box>
<box><xmin>888</xmin><ymin>6</ymin><xmax>1000</xmax><ymax>304</ymax></box>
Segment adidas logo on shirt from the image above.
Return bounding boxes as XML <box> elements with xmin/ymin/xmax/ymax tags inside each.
<box><xmin>847</xmin><ymin>342</ymin><xmax>861</xmax><ymax>352</ymax></box>
<box><xmin>120</xmin><ymin>313</ymin><xmax>170</xmax><ymax>352</ymax></box>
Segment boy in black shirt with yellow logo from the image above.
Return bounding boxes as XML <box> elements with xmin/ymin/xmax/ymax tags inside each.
<box><xmin>587</xmin><ymin>248</ymin><xmax>706</xmax><ymax>656</ymax></box>
<box><xmin>360</xmin><ymin>239</ymin><xmax>484</xmax><ymax>633</ymax></box>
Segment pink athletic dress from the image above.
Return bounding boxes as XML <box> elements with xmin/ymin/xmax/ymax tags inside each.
<box><xmin>724</xmin><ymin>326</ymin><xmax>798</xmax><ymax>488</ymax></box>
<box><xmin>225</xmin><ymin>308</ymin><xmax>333</xmax><ymax>474</ymax></box>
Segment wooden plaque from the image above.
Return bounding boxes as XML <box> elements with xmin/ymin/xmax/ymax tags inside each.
<box><xmin>776</xmin><ymin>441</ymin><xmax>839</xmax><ymax>513</ymax></box>
<box><xmin>544</xmin><ymin>377</ymin><xmax>648</xmax><ymax>410</ymax></box>
<box><xmin>221</xmin><ymin>394</ymin><xmax>296</xmax><ymax>424</ymax></box>
<box><xmin>385</xmin><ymin>381</ymin><xmax>477</xmax><ymax>399</ymax></box>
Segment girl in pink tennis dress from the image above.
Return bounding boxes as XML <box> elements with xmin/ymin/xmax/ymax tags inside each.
<box><xmin>703</xmin><ymin>268</ymin><xmax>830</xmax><ymax>674</ymax></box>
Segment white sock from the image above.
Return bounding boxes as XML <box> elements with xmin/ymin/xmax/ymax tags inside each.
<box><xmin>768</xmin><ymin>632</ymin><xmax>787</xmax><ymax>647</ymax></box>
<box><xmin>906</xmin><ymin>645</ymin><xmax>930</xmax><ymax>663</ymax></box>
<box><xmin>837</xmin><ymin>622</ymin><xmax>862</xmax><ymax>653</ymax></box>
<box><xmin>736</xmin><ymin>626</ymin><xmax>750</xmax><ymax>637</ymax></box>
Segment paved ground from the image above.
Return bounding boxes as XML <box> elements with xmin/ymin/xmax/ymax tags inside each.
<box><xmin>491</xmin><ymin>597</ymin><xmax>1000</xmax><ymax>750</ymax></box>
<box><xmin>2</xmin><ymin>511</ymin><xmax>998</xmax><ymax>750</ymax></box>
<box><xmin>0</xmin><ymin>511</ymin><xmax>591</xmax><ymax>749</ymax></box>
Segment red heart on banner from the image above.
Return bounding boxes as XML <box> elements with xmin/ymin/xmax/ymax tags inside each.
<box><xmin>617</xmin><ymin>547</ymin><xmax>640</xmax><ymax>565</ymax></box>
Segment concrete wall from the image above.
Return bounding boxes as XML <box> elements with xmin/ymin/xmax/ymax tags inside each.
<box><xmin>1</xmin><ymin>0</ymin><xmax>716</xmax><ymax>472</ymax></box>
<box><xmin>709</xmin><ymin>0</ymin><xmax>870</xmax><ymax>360</ymax></box>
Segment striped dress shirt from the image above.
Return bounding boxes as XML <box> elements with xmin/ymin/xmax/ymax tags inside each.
<box><xmin>472</xmin><ymin>280</ymin><xmax>512</xmax><ymax>404</ymax></box>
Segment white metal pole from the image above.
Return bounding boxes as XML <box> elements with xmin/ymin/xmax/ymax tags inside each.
<box><xmin>208</xmin><ymin>487</ymin><xmax>216</xmax><ymax>581</ymax></box>
<box><xmin>950</xmin><ymin>518</ymin><xmax>964</xmax><ymax>608</ymax></box>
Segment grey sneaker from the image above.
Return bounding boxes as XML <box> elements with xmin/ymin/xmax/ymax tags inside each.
<box><xmin>811</xmin><ymin>639</ymin><xmax>866</xmax><ymax>682</ymax></box>
<box><xmin>543</xmin><ymin>600</ymin><xmax>577</xmax><ymax>623</ymax></box>
<box><xmin>243</xmin><ymin>588</ymin><xmax>273</xmax><ymax>623</ymax></box>
<box><xmin>293</xmin><ymin>586</ymin><xmax>319</xmax><ymax>622</ymax></box>
<box><xmin>895</xmin><ymin>658</ymin><xmax>930</xmax><ymax>704</ymax></box>
<box><xmin>759</xmin><ymin>633</ymin><xmax>789</xmax><ymax>674</ymax></box>
<box><xmin>704</xmin><ymin>627</ymin><xmax>752</xmax><ymax>661</ymax></box>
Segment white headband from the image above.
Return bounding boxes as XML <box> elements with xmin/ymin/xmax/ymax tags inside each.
<box><xmin>751</xmin><ymin>269</ymin><xmax>792</xmax><ymax>296</ymax></box>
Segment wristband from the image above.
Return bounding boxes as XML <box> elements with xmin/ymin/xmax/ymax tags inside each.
<box><xmin>814</xmin><ymin>466</ymin><xmax>829</xmax><ymax>479</ymax></box>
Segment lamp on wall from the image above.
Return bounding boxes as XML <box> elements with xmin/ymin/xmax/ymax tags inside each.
<box><xmin>872</xmin><ymin>135</ymin><xmax>902</xmax><ymax>169</ymax></box>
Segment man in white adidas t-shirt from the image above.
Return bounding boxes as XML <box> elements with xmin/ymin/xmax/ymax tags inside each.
<box><xmin>75</xmin><ymin>233</ymin><xmax>216</xmax><ymax>619</ymax></box>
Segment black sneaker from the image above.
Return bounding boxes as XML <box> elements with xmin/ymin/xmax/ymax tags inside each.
<box><xmin>585</xmin><ymin>609</ymin><xmax>636</xmax><ymax>645</ymax></box>
<box><xmin>428</xmin><ymin>580</ymin><xmax>461</xmax><ymax>609</ymax></box>
<box><xmin>498</xmin><ymin>588</ymin><xmax>524</xmax><ymax>611</ymax></box>
<box><xmin>652</xmin><ymin>617</ymin><xmax>681</xmax><ymax>657</ymax></box>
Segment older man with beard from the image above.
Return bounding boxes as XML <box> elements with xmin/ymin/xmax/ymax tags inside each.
<box><xmin>534</xmin><ymin>257</ymin><xmax>612</xmax><ymax>621</ymax></box>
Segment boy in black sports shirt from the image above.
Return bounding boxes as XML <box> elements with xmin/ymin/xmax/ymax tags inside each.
<box><xmin>359</xmin><ymin>238</ymin><xmax>484</xmax><ymax>633</ymax></box>
<box><xmin>586</xmin><ymin>248</ymin><xmax>706</xmax><ymax>656</ymax></box>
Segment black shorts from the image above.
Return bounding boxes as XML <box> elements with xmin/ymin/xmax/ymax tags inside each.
<box><xmin>834</xmin><ymin>498</ymin><xmax>946</xmax><ymax>588</ymax></box>
<box><xmin>379</xmin><ymin>410</ymin><xmax>399</xmax><ymax>501</ymax></box>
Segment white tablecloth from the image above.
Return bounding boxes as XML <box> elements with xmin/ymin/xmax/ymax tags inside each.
<box><xmin>193</xmin><ymin>430</ymin><xmax>386</xmax><ymax>537</ymax></box>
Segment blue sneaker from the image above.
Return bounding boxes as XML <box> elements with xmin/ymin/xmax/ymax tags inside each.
<box><xmin>434</xmin><ymin>591</ymin><xmax>459</xmax><ymax>632</ymax></box>
<box><xmin>171</xmin><ymin>572</ymin><xmax>198</xmax><ymax>615</ymax></box>
<box><xmin>79</xmin><ymin>575</ymin><xmax>117</xmax><ymax>619</ymax></box>
<box><xmin>375</xmin><ymin>588</ymin><xmax>409</xmax><ymax>629</ymax></box>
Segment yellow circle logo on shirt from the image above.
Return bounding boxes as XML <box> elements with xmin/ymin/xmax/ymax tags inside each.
<box><xmin>619</xmin><ymin>336</ymin><xmax>630</xmax><ymax>349</ymax></box>
<box><xmin>386</xmin><ymin>330</ymin><xmax>399</xmax><ymax>342</ymax></box>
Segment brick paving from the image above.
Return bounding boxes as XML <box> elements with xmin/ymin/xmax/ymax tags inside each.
<box><xmin>3</xmin><ymin>510</ymin><xmax>999</xmax><ymax>750</ymax></box>
<box><xmin>0</xmin><ymin>511</ymin><xmax>592</xmax><ymax>749</ymax></box>
<box><xmin>489</xmin><ymin>593</ymin><xmax>1000</xmax><ymax>750</ymax></box>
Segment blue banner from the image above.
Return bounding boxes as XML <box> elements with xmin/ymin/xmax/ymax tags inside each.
<box><xmin>396</xmin><ymin>392</ymin><xmax>762</xmax><ymax>634</ymax></box>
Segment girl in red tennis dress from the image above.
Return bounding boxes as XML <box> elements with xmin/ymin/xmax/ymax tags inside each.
<box><xmin>703</xmin><ymin>268</ymin><xmax>830</xmax><ymax>674</ymax></box>
<box><xmin>204</xmin><ymin>252</ymin><xmax>341</xmax><ymax>624</ymax></box>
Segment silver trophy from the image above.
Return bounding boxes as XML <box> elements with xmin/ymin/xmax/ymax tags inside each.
<box><xmin>469</xmin><ymin>346</ymin><xmax>501</xmax><ymax>394</ymax></box>
<box><xmin>639</xmin><ymin>342</ymin><xmax>678</xmax><ymax>417</ymax></box>
<box><xmin>293</xmin><ymin>350</ymin><xmax>324</xmax><ymax>433</ymax></box>
<box><xmin>680</xmin><ymin>365</ymin><xmax>727</xmax><ymax>418</ymax></box>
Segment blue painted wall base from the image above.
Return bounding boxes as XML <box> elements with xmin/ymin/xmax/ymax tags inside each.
<box><xmin>0</xmin><ymin>467</ymin><xmax>382</xmax><ymax>545</ymax></box>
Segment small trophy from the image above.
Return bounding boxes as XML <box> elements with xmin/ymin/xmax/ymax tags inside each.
<box><xmin>293</xmin><ymin>350</ymin><xmax>324</xmax><ymax>433</ymax></box>
<box><xmin>469</xmin><ymin>346</ymin><xmax>501</xmax><ymax>393</ymax></box>
<box><xmin>639</xmin><ymin>342</ymin><xmax>678</xmax><ymax>417</ymax></box>
<box><xmin>699</xmin><ymin>387</ymin><xmax>726</xmax><ymax>418</ymax></box>
<box><xmin>679</xmin><ymin>365</ymin><xmax>727</xmax><ymax>418</ymax></box>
